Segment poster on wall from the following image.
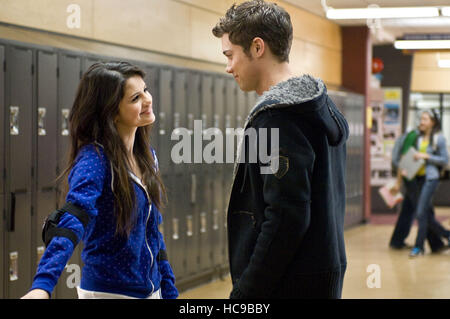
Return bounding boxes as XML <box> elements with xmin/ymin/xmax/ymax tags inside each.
<box><xmin>370</xmin><ymin>87</ymin><xmax>402</xmax><ymax>186</ymax></box>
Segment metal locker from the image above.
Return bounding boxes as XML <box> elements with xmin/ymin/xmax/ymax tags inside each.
<box><xmin>0</xmin><ymin>44</ymin><xmax>4</xmax><ymax>299</ymax></box>
<box><xmin>57</xmin><ymin>52</ymin><xmax>81</xmax><ymax>180</ymax></box>
<box><xmin>212</xmin><ymin>76</ymin><xmax>226</xmax><ymax>268</ymax></box>
<box><xmin>223</xmin><ymin>77</ymin><xmax>237</xmax><ymax>267</ymax></box>
<box><xmin>34</xmin><ymin>50</ymin><xmax>58</xmax><ymax>285</ymax></box>
<box><xmin>143</xmin><ymin>65</ymin><xmax>160</xmax><ymax>154</ymax></box>
<box><xmin>174</xmin><ymin>71</ymin><xmax>188</xmax><ymax>175</ymax></box>
<box><xmin>0</xmin><ymin>194</ymin><xmax>4</xmax><ymax>299</ymax></box>
<box><xmin>55</xmin><ymin>52</ymin><xmax>82</xmax><ymax>298</ymax></box>
<box><xmin>237</xmin><ymin>88</ymin><xmax>247</xmax><ymax>129</ymax></box>
<box><xmin>186</xmin><ymin>71</ymin><xmax>201</xmax><ymax>277</ymax></box>
<box><xmin>158</xmin><ymin>68</ymin><xmax>181</xmax><ymax>278</ymax></box>
<box><xmin>225</xmin><ymin>77</ymin><xmax>237</xmax><ymax>173</ymax></box>
<box><xmin>0</xmin><ymin>44</ymin><xmax>4</xmax><ymax>195</ymax></box>
<box><xmin>142</xmin><ymin>65</ymin><xmax>170</xmax><ymax>252</ymax></box>
<box><xmin>5</xmin><ymin>44</ymin><xmax>34</xmax><ymax>299</ymax></box>
<box><xmin>199</xmin><ymin>73</ymin><xmax>214</xmax><ymax>272</ymax></box>
<box><xmin>157</xmin><ymin>68</ymin><xmax>173</xmax><ymax>173</ymax></box>
<box><xmin>171</xmin><ymin>69</ymin><xmax>189</xmax><ymax>280</ymax></box>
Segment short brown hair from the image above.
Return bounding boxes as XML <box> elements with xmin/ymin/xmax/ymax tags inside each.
<box><xmin>212</xmin><ymin>0</ymin><xmax>293</xmax><ymax>62</ymax></box>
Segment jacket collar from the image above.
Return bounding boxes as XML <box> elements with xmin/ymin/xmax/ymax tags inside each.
<box><xmin>245</xmin><ymin>74</ymin><xmax>326</xmax><ymax>128</ymax></box>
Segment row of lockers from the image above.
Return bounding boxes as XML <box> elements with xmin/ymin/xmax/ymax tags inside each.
<box><xmin>0</xmin><ymin>38</ymin><xmax>365</xmax><ymax>298</ymax></box>
<box><xmin>331</xmin><ymin>92</ymin><xmax>365</xmax><ymax>227</ymax></box>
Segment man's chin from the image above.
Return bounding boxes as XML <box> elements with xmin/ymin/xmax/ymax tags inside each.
<box><xmin>237</xmin><ymin>83</ymin><xmax>252</xmax><ymax>92</ymax></box>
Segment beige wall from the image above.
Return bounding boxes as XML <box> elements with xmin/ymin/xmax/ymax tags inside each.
<box><xmin>411</xmin><ymin>51</ymin><xmax>450</xmax><ymax>93</ymax></box>
<box><xmin>0</xmin><ymin>0</ymin><xmax>342</xmax><ymax>85</ymax></box>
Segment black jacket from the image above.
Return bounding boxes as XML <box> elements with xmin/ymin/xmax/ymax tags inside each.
<box><xmin>228</xmin><ymin>75</ymin><xmax>349</xmax><ymax>299</ymax></box>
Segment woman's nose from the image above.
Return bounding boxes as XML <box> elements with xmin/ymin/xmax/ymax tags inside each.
<box><xmin>144</xmin><ymin>91</ymin><xmax>153</xmax><ymax>105</ymax></box>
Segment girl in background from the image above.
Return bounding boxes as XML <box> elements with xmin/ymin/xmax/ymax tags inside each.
<box><xmin>408</xmin><ymin>110</ymin><xmax>450</xmax><ymax>257</ymax></box>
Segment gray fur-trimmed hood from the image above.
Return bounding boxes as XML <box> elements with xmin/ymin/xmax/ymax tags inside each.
<box><xmin>245</xmin><ymin>74</ymin><xmax>348</xmax><ymax>147</ymax></box>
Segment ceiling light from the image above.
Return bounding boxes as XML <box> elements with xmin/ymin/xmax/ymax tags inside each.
<box><xmin>441</xmin><ymin>7</ymin><xmax>450</xmax><ymax>16</ymax></box>
<box><xmin>438</xmin><ymin>59</ymin><xmax>450</xmax><ymax>68</ymax></box>
<box><xmin>394</xmin><ymin>40</ymin><xmax>450</xmax><ymax>50</ymax></box>
<box><xmin>326</xmin><ymin>6</ymin><xmax>440</xmax><ymax>20</ymax></box>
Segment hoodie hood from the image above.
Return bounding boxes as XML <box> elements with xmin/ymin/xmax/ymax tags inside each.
<box><xmin>245</xmin><ymin>74</ymin><xmax>349</xmax><ymax>147</ymax></box>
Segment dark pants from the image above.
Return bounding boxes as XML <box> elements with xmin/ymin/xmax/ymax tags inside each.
<box><xmin>390</xmin><ymin>177</ymin><xmax>445</xmax><ymax>251</ymax></box>
<box><xmin>414</xmin><ymin>176</ymin><xmax>450</xmax><ymax>250</ymax></box>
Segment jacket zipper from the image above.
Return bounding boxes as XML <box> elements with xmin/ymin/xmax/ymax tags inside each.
<box><xmin>96</xmin><ymin>142</ymin><xmax>156</xmax><ymax>296</ymax></box>
<box><xmin>129</xmin><ymin>172</ymin><xmax>155</xmax><ymax>295</ymax></box>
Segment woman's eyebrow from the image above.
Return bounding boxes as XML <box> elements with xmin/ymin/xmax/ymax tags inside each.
<box><xmin>129</xmin><ymin>88</ymin><xmax>143</xmax><ymax>99</ymax></box>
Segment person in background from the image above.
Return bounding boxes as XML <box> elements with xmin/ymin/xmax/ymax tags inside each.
<box><xmin>21</xmin><ymin>62</ymin><xmax>178</xmax><ymax>299</ymax></box>
<box><xmin>389</xmin><ymin>115</ymin><xmax>447</xmax><ymax>253</ymax></box>
<box><xmin>407</xmin><ymin>110</ymin><xmax>450</xmax><ymax>257</ymax></box>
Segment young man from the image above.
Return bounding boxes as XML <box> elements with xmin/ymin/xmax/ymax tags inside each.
<box><xmin>212</xmin><ymin>0</ymin><xmax>349</xmax><ymax>298</ymax></box>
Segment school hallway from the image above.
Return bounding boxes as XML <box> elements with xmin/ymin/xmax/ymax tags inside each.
<box><xmin>4</xmin><ymin>0</ymin><xmax>450</xmax><ymax>301</ymax></box>
<box><xmin>179</xmin><ymin>207</ymin><xmax>450</xmax><ymax>299</ymax></box>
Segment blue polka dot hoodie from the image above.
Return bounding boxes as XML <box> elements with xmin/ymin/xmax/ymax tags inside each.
<box><xmin>30</xmin><ymin>142</ymin><xmax>178</xmax><ymax>299</ymax></box>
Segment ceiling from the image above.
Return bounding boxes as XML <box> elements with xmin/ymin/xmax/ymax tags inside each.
<box><xmin>284</xmin><ymin>0</ymin><xmax>450</xmax><ymax>44</ymax></box>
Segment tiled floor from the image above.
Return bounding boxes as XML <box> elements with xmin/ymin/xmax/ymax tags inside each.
<box><xmin>179</xmin><ymin>207</ymin><xmax>450</xmax><ymax>299</ymax></box>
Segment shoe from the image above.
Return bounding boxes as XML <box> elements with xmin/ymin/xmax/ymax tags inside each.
<box><xmin>409</xmin><ymin>247</ymin><xmax>424</xmax><ymax>257</ymax></box>
<box><xmin>390</xmin><ymin>243</ymin><xmax>412</xmax><ymax>250</ymax></box>
<box><xmin>431</xmin><ymin>245</ymin><xmax>450</xmax><ymax>254</ymax></box>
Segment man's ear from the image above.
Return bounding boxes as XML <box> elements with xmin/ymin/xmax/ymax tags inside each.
<box><xmin>252</xmin><ymin>37</ymin><xmax>265</xmax><ymax>58</ymax></box>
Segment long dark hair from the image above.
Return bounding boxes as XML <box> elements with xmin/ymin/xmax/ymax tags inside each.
<box><xmin>57</xmin><ymin>61</ymin><xmax>166</xmax><ymax>237</ymax></box>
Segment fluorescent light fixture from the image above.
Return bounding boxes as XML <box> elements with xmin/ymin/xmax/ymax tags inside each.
<box><xmin>438</xmin><ymin>59</ymin><xmax>450</xmax><ymax>68</ymax></box>
<box><xmin>326</xmin><ymin>6</ymin><xmax>439</xmax><ymax>20</ymax></box>
<box><xmin>394</xmin><ymin>40</ymin><xmax>450</xmax><ymax>50</ymax></box>
<box><xmin>441</xmin><ymin>7</ymin><xmax>450</xmax><ymax>17</ymax></box>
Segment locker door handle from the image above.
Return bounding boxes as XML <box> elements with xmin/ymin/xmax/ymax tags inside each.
<box><xmin>225</xmin><ymin>114</ymin><xmax>231</xmax><ymax>128</ymax></box>
<box><xmin>191</xmin><ymin>173</ymin><xmax>196</xmax><ymax>204</ymax></box>
<box><xmin>214</xmin><ymin>114</ymin><xmax>220</xmax><ymax>129</ymax></box>
<box><xmin>201</xmin><ymin>113</ymin><xmax>207</xmax><ymax>134</ymax></box>
<box><xmin>213</xmin><ymin>209</ymin><xmax>219</xmax><ymax>230</ymax></box>
<box><xmin>159</xmin><ymin>112</ymin><xmax>166</xmax><ymax>135</ymax></box>
<box><xmin>172</xmin><ymin>218</ymin><xmax>179</xmax><ymax>240</ymax></box>
<box><xmin>61</xmin><ymin>109</ymin><xmax>70</xmax><ymax>136</ymax></box>
<box><xmin>8</xmin><ymin>192</ymin><xmax>16</xmax><ymax>232</ymax></box>
<box><xmin>36</xmin><ymin>246</ymin><xmax>45</xmax><ymax>267</ymax></box>
<box><xmin>236</xmin><ymin>115</ymin><xmax>242</xmax><ymax>128</ymax></box>
<box><xmin>10</xmin><ymin>106</ymin><xmax>19</xmax><ymax>135</ymax></box>
<box><xmin>9</xmin><ymin>251</ymin><xmax>19</xmax><ymax>281</ymax></box>
<box><xmin>38</xmin><ymin>107</ymin><xmax>47</xmax><ymax>136</ymax></box>
<box><xmin>186</xmin><ymin>215</ymin><xmax>193</xmax><ymax>237</ymax></box>
<box><xmin>174</xmin><ymin>112</ymin><xmax>180</xmax><ymax>129</ymax></box>
<box><xmin>200</xmin><ymin>212</ymin><xmax>207</xmax><ymax>233</ymax></box>
<box><xmin>187</xmin><ymin>113</ymin><xmax>194</xmax><ymax>134</ymax></box>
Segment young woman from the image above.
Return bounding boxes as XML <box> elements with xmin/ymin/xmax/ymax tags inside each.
<box><xmin>407</xmin><ymin>110</ymin><xmax>450</xmax><ymax>257</ymax></box>
<box><xmin>389</xmin><ymin>111</ymin><xmax>447</xmax><ymax>252</ymax></box>
<box><xmin>22</xmin><ymin>62</ymin><xmax>178</xmax><ymax>299</ymax></box>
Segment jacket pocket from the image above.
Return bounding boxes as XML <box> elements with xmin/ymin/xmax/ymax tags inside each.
<box><xmin>232</xmin><ymin>210</ymin><xmax>257</xmax><ymax>229</ymax></box>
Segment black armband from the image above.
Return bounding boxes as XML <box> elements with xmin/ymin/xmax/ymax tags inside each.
<box><xmin>42</xmin><ymin>202</ymin><xmax>90</xmax><ymax>248</ymax></box>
